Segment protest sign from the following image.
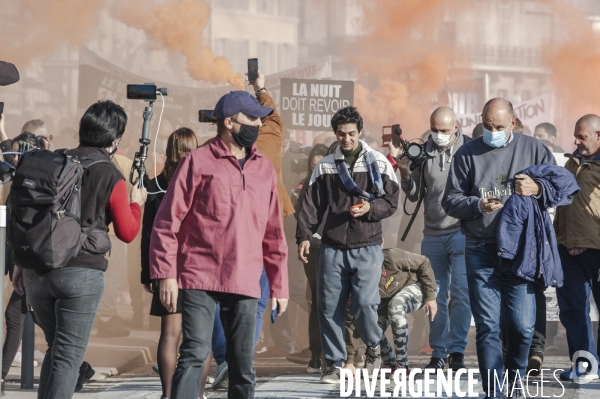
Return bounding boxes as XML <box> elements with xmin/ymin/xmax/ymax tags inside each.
<box><xmin>456</xmin><ymin>92</ymin><xmax>555</xmax><ymax>134</ymax></box>
<box><xmin>280</xmin><ymin>78</ymin><xmax>354</xmax><ymax>132</ymax></box>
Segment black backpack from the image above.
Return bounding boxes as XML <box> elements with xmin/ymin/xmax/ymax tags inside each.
<box><xmin>8</xmin><ymin>150</ymin><xmax>113</xmax><ymax>271</ymax></box>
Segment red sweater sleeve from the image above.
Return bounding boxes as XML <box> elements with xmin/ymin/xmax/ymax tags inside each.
<box><xmin>107</xmin><ymin>180</ymin><xmax>141</xmax><ymax>243</ymax></box>
<box><xmin>386</xmin><ymin>152</ymin><xmax>398</xmax><ymax>172</ymax></box>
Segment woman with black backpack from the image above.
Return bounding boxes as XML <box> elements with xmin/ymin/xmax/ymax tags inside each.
<box><xmin>12</xmin><ymin>100</ymin><xmax>146</xmax><ymax>398</ymax></box>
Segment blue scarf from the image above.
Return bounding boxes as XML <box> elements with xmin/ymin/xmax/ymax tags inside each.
<box><xmin>335</xmin><ymin>142</ymin><xmax>385</xmax><ymax>200</ymax></box>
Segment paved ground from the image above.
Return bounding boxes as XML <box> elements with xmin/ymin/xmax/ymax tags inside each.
<box><xmin>6</xmin><ymin>355</ymin><xmax>600</xmax><ymax>398</ymax></box>
<box><xmin>3</xmin><ymin>295</ymin><xmax>594</xmax><ymax>397</ymax></box>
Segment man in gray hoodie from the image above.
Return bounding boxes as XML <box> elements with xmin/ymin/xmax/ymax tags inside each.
<box><xmin>390</xmin><ymin>107</ymin><xmax>471</xmax><ymax>372</ymax></box>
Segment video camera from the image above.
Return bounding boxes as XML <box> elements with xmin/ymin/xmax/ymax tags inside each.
<box><xmin>126</xmin><ymin>83</ymin><xmax>169</xmax><ymax>188</ymax></box>
<box><xmin>382</xmin><ymin>124</ymin><xmax>427</xmax><ymax>171</ymax></box>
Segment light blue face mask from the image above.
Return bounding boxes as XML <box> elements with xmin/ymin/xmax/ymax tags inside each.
<box><xmin>483</xmin><ymin>128</ymin><xmax>509</xmax><ymax>148</ymax></box>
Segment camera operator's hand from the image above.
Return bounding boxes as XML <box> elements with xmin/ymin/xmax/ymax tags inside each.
<box><xmin>397</xmin><ymin>156</ymin><xmax>412</xmax><ymax>180</ymax></box>
<box><xmin>130</xmin><ymin>183</ymin><xmax>147</xmax><ymax>206</ymax></box>
<box><xmin>298</xmin><ymin>240</ymin><xmax>310</xmax><ymax>263</ymax></box>
<box><xmin>479</xmin><ymin>198</ymin><xmax>503</xmax><ymax>214</ymax></box>
<box><xmin>388</xmin><ymin>141</ymin><xmax>401</xmax><ymax>159</ymax></box>
<box><xmin>248</xmin><ymin>69</ymin><xmax>266</xmax><ymax>91</ymax></box>
<box><xmin>160</xmin><ymin>278</ymin><xmax>179</xmax><ymax>313</ymax></box>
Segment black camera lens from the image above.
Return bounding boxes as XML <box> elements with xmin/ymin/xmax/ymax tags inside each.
<box><xmin>407</xmin><ymin>143</ymin><xmax>423</xmax><ymax>158</ymax></box>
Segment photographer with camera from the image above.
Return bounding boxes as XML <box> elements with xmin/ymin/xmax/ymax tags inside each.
<box><xmin>389</xmin><ymin>106</ymin><xmax>471</xmax><ymax>372</ymax></box>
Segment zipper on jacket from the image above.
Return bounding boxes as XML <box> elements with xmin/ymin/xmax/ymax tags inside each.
<box><xmin>242</xmin><ymin>173</ymin><xmax>246</xmax><ymax>190</ymax></box>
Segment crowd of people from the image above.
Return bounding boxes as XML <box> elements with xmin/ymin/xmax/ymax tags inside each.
<box><xmin>0</xmin><ymin>66</ymin><xmax>599</xmax><ymax>399</ymax></box>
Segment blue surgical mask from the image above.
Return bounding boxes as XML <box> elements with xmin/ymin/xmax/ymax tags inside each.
<box><xmin>483</xmin><ymin>128</ymin><xmax>509</xmax><ymax>148</ymax></box>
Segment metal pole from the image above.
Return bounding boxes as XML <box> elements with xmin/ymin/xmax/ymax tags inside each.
<box><xmin>21</xmin><ymin>312</ymin><xmax>34</xmax><ymax>389</ymax></box>
<box><xmin>0</xmin><ymin>205</ymin><xmax>5</xmax><ymax>395</ymax></box>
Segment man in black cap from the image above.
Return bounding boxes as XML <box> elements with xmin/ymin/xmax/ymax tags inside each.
<box><xmin>151</xmin><ymin>90</ymin><xmax>289</xmax><ymax>399</ymax></box>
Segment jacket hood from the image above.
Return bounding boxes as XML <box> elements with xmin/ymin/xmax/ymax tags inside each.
<box><xmin>423</xmin><ymin>129</ymin><xmax>465</xmax><ymax>172</ymax></box>
<box><xmin>334</xmin><ymin>140</ymin><xmax>373</xmax><ymax>161</ymax></box>
<box><xmin>567</xmin><ymin>149</ymin><xmax>600</xmax><ymax>165</ymax></box>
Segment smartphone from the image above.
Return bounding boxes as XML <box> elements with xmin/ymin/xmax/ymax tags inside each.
<box><xmin>487</xmin><ymin>196</ymin><xmax>501</xmax><ymax>203</ymax></box>
<box><xmin>248</xmin><ymin>58</ymin><xmax>259</xmax><ymax>83</ymax></box>
<box><xmin>271</xmin><ymin>303</ymin><xmax>279</xmax><ymax>323</ymax></box>
<box><xmin>0</xmin><ymin>102</ymin><xmax>4</xmax><ymax>115</ymax></box>
<box><xmin>351</xmin><ymin>203</ymin><xmax>364</xmax><ymax>211</ymax></box>
<box><xmin>198</xmin><ymin>110</ymin><xmax>217</xmax><ymax>123</ymax></box>
<box><xmin>127</xmin><ymin>84</ymin><xmax>157</xmax><ymax>101</ymax></box>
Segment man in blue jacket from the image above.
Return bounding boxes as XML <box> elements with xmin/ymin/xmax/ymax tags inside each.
<box><xmin>443</xmin><ymin>98</ymin><xmax>555</xmax><ymax>398</ymax></box>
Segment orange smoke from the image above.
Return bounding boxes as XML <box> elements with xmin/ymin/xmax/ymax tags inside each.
<box><xmin>0</xmin><ymin>0</ymin><xmax>105</xmax><ymax>66</ymax></box>
<box><xmin>111</xmin><ymin>0</ymin><xmax>243</xmax><ymax>88</ymax></box>
<box><xmin>1</xmin><ymin>0</ymin><xmax>242</xmax><ymax>87</ymax></box>
<box><xmin>539</xmin><ymin>0</ymin><xmax>600</xmax><ymax>118</ymax></box>
<box><xmin>350</xmin><ymin>0</ymin><xmax>474</xmax><ymax>137</ymax></box>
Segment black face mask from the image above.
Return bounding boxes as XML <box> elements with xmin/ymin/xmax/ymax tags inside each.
<box><xmin>232</xmin><ymin>123</ymin><xmax>259</xmax><ymax>148</ymax></box>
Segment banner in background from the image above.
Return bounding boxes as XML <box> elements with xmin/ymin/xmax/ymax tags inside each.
<box><xmin>456</xmin><ymin>92</ymin><xmax>555</xmax><ymax>135</ymax></box>
<box><xmin>280</xmin><ymin>78</ymin><xmax>354</xmax><ymax>132</ymax></box>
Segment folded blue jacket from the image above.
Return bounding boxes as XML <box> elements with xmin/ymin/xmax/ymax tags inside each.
<box><xmin>496</xmin><ymin>165</ymin><xmax>580</xmax><ymax>287</ymax></box>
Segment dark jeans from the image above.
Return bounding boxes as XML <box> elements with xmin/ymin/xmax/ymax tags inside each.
<box><xmin>23</xmin><ymin>267</ymin><xmax>104</xmax><ymax>399</ymax></box>
<box><xmin>304</xmin><ymin>243</ymin><xmax>322</xmax><ymax>359</ymax></box>
<box><xmin>465</xmin><ymin>240</ymin><xmax>536</xmax><ymax>397</ymax></box>
<box><xmin>556</xmin><ymin>246</ymin><xmax>600</xmax><ymax>362</ymax></box>
<box><xmin>172</xmin><ymin>290</ymin><xmax>257</xmax><ymax>399</ymax></box>
<box><xmin>530</xmin><ymin>286</ymin><xmax>547</xmax><ymax>358</ymax></box>
<box><xmin>2</xmin><ymin>290</ymin><xmax>28</xmax><ymax>379</ymax></box>
<box><xmin>212</xmin><ymin>269</ymin><xmax>269</xmax><ymax>365</ymax></box>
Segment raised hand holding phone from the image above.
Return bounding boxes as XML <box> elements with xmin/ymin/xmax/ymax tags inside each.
<box><xmin>247</xmin><ymin>58</ymin><xmax>259</xmax><ymax>83</ymax></box>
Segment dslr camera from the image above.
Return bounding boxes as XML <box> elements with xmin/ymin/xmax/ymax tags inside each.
<box><xmin>383</xmin><ymin>124</ymin><xmax>427</xmax><ymax>171</ymax></box>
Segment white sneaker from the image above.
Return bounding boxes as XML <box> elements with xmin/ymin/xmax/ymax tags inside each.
<box><xmin>12</xmin><ymin>352</ymin><xmax>39</xmax><ymax>367</ymax></box>
<box><xmin>33</xmin><ymin>350</ymin><xmax>45</xmax><ymax>363</ymax></box>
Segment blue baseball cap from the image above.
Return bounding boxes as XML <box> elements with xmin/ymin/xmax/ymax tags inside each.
<box><xmin>214</xmin><ymin>90</ymin><xmax>273</xmax><ymax>120</ymax></box>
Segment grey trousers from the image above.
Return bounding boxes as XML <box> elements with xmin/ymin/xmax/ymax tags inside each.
<box><xmin>317</xmin><ymin>243</ymin><xmax>383</xmax><ymax>362</ymax></box>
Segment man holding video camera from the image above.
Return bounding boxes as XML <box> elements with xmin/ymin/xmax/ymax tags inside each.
<box><xmin>389</xmin><ymin>106</ymin><xmax>471</xmax><ymax>372</ymax></box>
<box><xmin>150</xmin><ymin>90</ymin><xmax>289</xmax><ymax>399</ymax></box>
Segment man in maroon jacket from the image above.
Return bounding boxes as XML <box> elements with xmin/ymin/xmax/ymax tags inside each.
<box><xmin>150</xmin><ymin>91</ymin><xmax>289</xmax><ymax>399</ymax></box>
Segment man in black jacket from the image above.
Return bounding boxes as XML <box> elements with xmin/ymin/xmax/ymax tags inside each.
<box><xmin>296</xmin><ymin>106</ymin><xmax>399</xmax><ymax>383</ymax></box>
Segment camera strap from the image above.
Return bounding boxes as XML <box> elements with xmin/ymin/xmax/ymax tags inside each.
<box><xmin>401</xmin><ymin>163</ymin><xmax>426</xmax><ymax>242</ymax></box>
